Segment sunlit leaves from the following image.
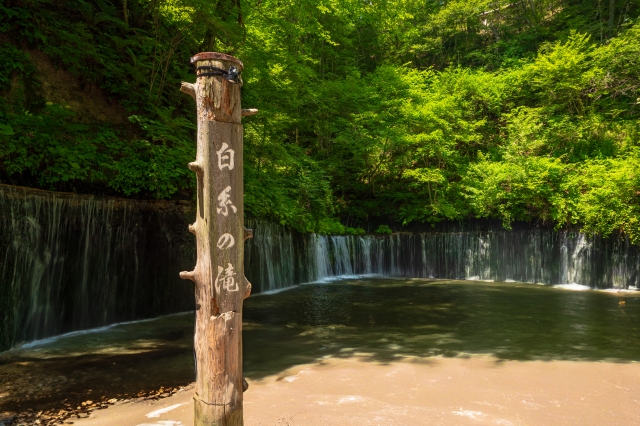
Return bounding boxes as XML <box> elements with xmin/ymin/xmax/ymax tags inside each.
<box><xmin>2</xmin><ymin>0</ymin><xmax>640</xmax><ymax>240</ymax></box>
<box><xmin>524</xmin><ymin>32</ymin><xmax>603</xmax><ymax>115</ymax></box>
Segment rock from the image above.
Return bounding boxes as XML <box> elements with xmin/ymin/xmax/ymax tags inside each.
<box><xmin>0</xmin><ymin>413</ymin><xmax>16</xmax><ymax>424</ymax></box>
<box><xmin>107</xmin><ymin>398</ymin><xmax>117</xmax><ymax>404</ymax></box>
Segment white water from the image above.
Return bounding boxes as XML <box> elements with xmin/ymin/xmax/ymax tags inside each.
<box><xmin>16</xmin><ymin>311</ymin><xmax>191</xmax><ymax>350</ymax></box>
<box><xmin>246</xmin><ymin>225</ymin><xmax>640</xmax><ymax>293</ymax></box>
<box><xmin>553</xmin><ymin>284</ymin><xmax>592</xmax><ymax>291</ymax></box>
<box><xmin>0</xmin><ymin>185</ymin><xmax>193</xmax><ymax>350</ymax></box>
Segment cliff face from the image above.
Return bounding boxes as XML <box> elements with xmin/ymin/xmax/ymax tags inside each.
<box><xmin>0</xmin><ymin>184</ymin><xmax>196</xmax><ymax>351</ymax></box>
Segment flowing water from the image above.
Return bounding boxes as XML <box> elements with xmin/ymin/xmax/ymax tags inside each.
<box><xmin>246</xmin><ymin>225</ymin><xmax>640</xmax><ymax>293</ymax></box>
<box><xmin>3</xmin><ymin>184</ymin><xmax>640</xmax><ymax>352</ymax></box>
<box><xmin>0</xmin><ymin>185</ymin><xmax>195</xmax><ymax>351</ymax></box>
<box><xmin>2</xmin><ymin>278</ymin><xmax>639</xmax><ymax>417</ymax></box>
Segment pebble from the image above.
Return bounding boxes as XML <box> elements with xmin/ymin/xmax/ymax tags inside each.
<box><xmin>5</xmin><ymin>385</ymin><xmax>185</xmax><ymax>426</ymax></box>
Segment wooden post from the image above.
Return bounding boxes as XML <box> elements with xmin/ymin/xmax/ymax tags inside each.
<box><xmin>179</xmin><ymin>52</ymin><xmax>256</xmax><ymax>426</ymax></box>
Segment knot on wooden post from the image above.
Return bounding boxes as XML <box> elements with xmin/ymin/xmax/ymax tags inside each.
<box><xmin>188</xmin><ymin>162</ymin><xmax>204</xmax><ymax>174</ymax></box>
<box><xmin>180</xmin><ymin>82</ymin><xmax>196</xmax><ymax>100</ymax></box>
<box><xmin>180</xmin><ymin>269</ymin><xmax>197</xmax><ymax>282</ymax></box>
<box><xmin>243</xmin><ymin>278</ymin><xmax>252</xmax><ymax>299</ymax></box>
<box><xmin>241</xmin><ymin>109</ymin><xmax>259</xmax><ymax>117</ymax></box>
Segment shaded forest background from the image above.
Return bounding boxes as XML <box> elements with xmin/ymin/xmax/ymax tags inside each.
<box><xmin>0</xmin><ymin>0</ymin><xmax>639</xmax><ymax>240</ymax></box>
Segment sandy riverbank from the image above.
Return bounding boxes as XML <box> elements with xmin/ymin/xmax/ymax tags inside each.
<box><xmin>72</xmin><ymin>355</ymin><xmax>640</xmax><ymax>426</ymax></box>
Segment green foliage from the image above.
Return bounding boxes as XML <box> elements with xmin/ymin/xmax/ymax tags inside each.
<box><xmin>345</xmin><ymin>227</ymin><xmax>366</xmax><ymax>236</ymax></box>
<box><xmin>374</xmin><ymin>225</ymin><xmax>393</xmax><ymax>235</ymax></box>
<box><xmin>464</xmin><ymin>154</ymin><xmax>567</xmax><ymax>227</ymax></box>
<box><xmin>315</xmin><ymin>218</ymin><xmax>347</xmax><ymax>235</ymax></box>
<box><xmin>1</xmin><ymin>0</ymin><xmax>639</xmax><ymax>239</ymax></box>
<box><xmin>0</xmin><ymin>124</ymin><xmax>14</xmax><ymax>136</ymax></box>
<box><xmin>0</xmin><ymin>45</ymin><xmax>30</xmax><ymax>90</ymax></box>
<box><xmin>0</xmin><ymin>103</ymin><xmax>194</xmax><ymax>198</ymax></box>
<box><xmin>566</xmin><ymin>157</ymin><xmax>640</xmax><ymax>243</ymax></box>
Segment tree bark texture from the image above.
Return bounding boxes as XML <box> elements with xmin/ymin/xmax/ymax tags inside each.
<box><xmin>180</xmin><ymin>52</ymin><xmax>251</xmax><ymax>426</ymax></box>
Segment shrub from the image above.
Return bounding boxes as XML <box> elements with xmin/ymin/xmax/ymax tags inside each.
<box><xmin>374</xmin><ymin>225</ymin><xmax>392</xmax><ymax>234</ymax></box>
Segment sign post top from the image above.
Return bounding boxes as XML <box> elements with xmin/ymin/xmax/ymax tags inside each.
<box><xmin>190</xmin><ymin>52</ymin><xmax>244</xmax><ymax>70</ymax></box>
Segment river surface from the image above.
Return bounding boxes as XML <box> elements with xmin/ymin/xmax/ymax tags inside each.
<box><xmin>1</xmin><ymin>278</ymin><xmax>639</xmax><ymax>417</ymax></box>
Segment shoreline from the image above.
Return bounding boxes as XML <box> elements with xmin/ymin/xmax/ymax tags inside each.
<box><xmin>68</xmin><ymin>354</ymin><xmax>640</xmax><ymax>426</ymax></box>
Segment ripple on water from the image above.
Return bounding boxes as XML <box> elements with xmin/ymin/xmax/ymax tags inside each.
<box><xmin>3</xmin><ymin>278</ymin><xmax>640</xmax><ymax>421</ymax></box>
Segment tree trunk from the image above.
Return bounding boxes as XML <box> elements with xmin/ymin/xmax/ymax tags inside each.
<box><xmin>180</xmin><ymin>52</ymin><xmax>253</xmax><ymax>426</ymax></box>
<box><xmin>123</xmin><ymin>0</ymin><xmax>129</xmax><ymax>27</ymax></box>
<box><xmin>609</xmin><ymin>0</ymin><xmax>616</xmax><ymax>37</ymax></box>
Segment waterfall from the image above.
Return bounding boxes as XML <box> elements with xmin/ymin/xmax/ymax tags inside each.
<box><xmin>313</xmin><ymin>235</ymin><xmax>331</xmax><ymax>279</ymax></box>
<box><xmin>245</xmin><ymin>224</ymin><xmax>640</xmax><ymax>293</ymax></box>
<box><xmin>330</xmin><ymin>236</ymin><xmax>354</xmax><ymax>277</ymax></box>
<box><xmin>3</xmin><ymin>183</ymin><xmax>640</xmax><ymax>351</ymax></box>
<box><xmin>0</xmin><ymin>185</ymin><xmax>195</xmax><ymax>351</ymax></box>
<box><xmin>243</xmin><ymin>227</ymin><xmax>357</xmax><ymax>290</ymax></box>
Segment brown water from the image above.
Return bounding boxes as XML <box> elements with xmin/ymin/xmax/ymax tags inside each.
<box><xmin>1</xmin><ymin>278</ymin><xmax>639</xmax><ymax>419</ymax></box>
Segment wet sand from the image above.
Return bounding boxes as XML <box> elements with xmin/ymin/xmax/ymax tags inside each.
<box><xmin>74</xmin><ymin>355</ymin><xmax>640</xmax><ymax>426</ymax></box>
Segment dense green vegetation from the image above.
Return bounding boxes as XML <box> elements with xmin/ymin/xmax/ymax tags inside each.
<box><xmin>1</xmin><ymin>0</ymin><xmax>639</xmax><ymax>240</ymax></box>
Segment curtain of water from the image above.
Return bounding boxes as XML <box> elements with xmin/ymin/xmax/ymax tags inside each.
<box><xmin>0</xmin><ymin>185</ymin><xmax>194</xmax><ymax>351</ymax></box>
<box><xmin>245</xmin><ymin>225</ymin><xmax>640</xmax><ymax>293</ymax></box>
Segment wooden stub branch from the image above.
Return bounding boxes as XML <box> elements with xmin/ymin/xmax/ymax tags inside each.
<box><xmin>180</xmin><ymin>51</ymin><xmax>256</xmax><ymax>426</ymax></box>
<box><xmin>241</xmin><ymin>108</ymin><xmax>258</xmax><ymax>117</ymax></box>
